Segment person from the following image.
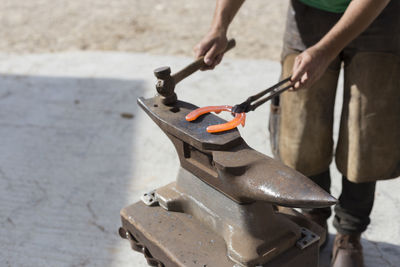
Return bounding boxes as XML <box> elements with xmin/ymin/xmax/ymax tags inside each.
<box><xmin>194</xmin><ymin>0</ymin><xmax>400</xmax><ymax>266</ymax></box>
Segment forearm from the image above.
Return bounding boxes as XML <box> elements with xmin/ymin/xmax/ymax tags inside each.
<box><xmin>209</xmin><ymin>0</ymin><xmax>245</xmax><ymax>34</ymax></box>
<box><xmin>194</xmin><ymin>0</ymin><xmax>244</xmax><ymax>67</ymax></box>
<box><xmin>316</xmin><ymin>0</ymin><xmax>390</xmax><ymax>60</ymax></box>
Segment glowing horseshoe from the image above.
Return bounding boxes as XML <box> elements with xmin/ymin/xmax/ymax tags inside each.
<box><xmin>185</xmin><ymin>105</ymin><xmax>246</xmax><ymax>133</ymax></box>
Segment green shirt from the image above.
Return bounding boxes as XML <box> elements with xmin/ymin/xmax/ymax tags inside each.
<box><xmin>299</xmin><ymin>0</ymin><xmax>351</xmax><ymax>13</ymax></box>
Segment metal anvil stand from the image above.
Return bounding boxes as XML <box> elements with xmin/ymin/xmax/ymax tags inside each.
<box><xmin>119</xmin><ymin>96</ymin><xmax>337</xmax><ymax>267</ymax></box>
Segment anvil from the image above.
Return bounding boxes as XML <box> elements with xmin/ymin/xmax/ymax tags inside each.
<box><xmin>119</xmin><ymin>96</ymin><xmax>337</xmax><ymax>267</ymax></box>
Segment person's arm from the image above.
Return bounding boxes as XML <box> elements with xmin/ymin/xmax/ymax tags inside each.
<box><xmin>291</xmin><ymin>0</ymin><xmax>391</xmax><ymax>89</ymax></box>
<box><xmin>194</xmin><ymin>0</ymin><xmax>245</xmax><ymax>70</ymax></box>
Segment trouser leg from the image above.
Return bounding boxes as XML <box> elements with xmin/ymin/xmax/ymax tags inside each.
<box><xmin>333</xmin><ymin>177</ymin><xmax>376</xmax><ymax>234</ymax></box>
<box><xmin>303</xmin><ymin>170</ymin><xmax>332</xmax><ymax>219</ymax></box>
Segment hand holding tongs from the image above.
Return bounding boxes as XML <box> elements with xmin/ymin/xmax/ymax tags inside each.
<box><xmin>186</xmin><ymin>77</ymin><xmax>293</xmax><ymax>133</ymax></box>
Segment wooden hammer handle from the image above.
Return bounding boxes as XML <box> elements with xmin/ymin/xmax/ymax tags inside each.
<box><xmin>172</xmin><ymin>39</ymin><xmax>236</xmax><ymax>85</ymax></box>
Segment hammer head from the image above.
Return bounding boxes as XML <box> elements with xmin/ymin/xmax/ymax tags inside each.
<box><xmin>154</xmin><ymin>66</ymin><xmax>177</xmax><ymax>105</ymax></box>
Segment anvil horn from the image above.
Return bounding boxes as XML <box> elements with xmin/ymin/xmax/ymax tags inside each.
<box><xmin>213</xmin><ymin>146</ymin><xmax>337</xmax><ymax>208</ymax></box>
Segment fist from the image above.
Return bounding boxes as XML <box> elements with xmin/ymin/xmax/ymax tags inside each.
<box><xmin>194</xmin><ymin>31</ymin><xmax>228</xmax><ymax>70</ymax></box>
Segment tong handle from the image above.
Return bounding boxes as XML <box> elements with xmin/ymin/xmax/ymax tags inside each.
<box><xmin>232</xmin><ymin>76</ymin><xmax>292</xmax><ymax>113</ymax></box>
<box><xmin>250</xmin><ymin>83</ymin><xmax>293</xmax><ymax>111</ymax></box>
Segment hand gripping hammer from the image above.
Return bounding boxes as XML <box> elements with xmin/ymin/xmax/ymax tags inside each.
<box><xmin>153</xmin><ymin>39</ymin><xmax>236</xmax><ymax>105</ymax></box>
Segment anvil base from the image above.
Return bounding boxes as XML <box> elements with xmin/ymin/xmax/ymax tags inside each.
<box><xmin>120</xmin><ymin>202</ymin><xmax>322</xmax><ymax>267</ymax></box>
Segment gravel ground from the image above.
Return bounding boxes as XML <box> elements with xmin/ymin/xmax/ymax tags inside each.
<box><xmin>0</xmin><ymin>0</ymin><xmax>288</xmax><ymax>61</ymax></box>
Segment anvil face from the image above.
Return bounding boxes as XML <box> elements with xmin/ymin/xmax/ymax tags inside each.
<box><xmin>137</xmin><ymin>96</ymin><xmax>336</xmax><ymax>208</ymax></box>
<box><xmin>137</xmin><ymin>96</ymin><xmax>241</xmax><ymax>151</ymax></box>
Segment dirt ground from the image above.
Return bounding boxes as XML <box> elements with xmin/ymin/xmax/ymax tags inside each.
<box><xmin>0</xmin><ymin>0</ymin><xmax>289</xmax><ymax>61</ymax></box>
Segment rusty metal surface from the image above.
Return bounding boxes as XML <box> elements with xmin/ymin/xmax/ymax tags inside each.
<box><xmin>122</xmin><ymin>89</ymin><xmax>336</xmax><ymax>266</ymax></box>
<box><xmin>119</xmin><ymin>227</ymin><xmax>164</xmax><ymax>267</ymax></box>
<box><xmin>156</xmin><ymin>168</ymin><xmax>302</xmax><ymax>265</ymax></box>
<box><xmin>120</xmin><ymin>201</ymin><xmax>320</xmax><ymax>267</ymax></box>
<box><xmin>138</xmin><ymin>96</ymin><xmax>336</xmax><ymax>208</ymax></box>
<box><xmin>137</xmin><ymin>97</ymin><xmax>242</xmax><ymax>151</ymax></box>
<box><xmin>121</xmin><ymin>202</ymin><xmax>236</xmax><ymax>267</ymax></box>
<box><xmin>212</xmin><ymin>143</ymin><xmax>337</xmax><ymax>207</ymax></box>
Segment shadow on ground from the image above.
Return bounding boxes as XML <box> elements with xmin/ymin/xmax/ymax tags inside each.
<box><xmin>0</xmin><ymin>74</ymin><xmax>146</xmax><ymax>266</ymax></box>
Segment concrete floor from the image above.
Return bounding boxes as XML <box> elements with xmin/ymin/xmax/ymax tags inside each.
<box><xmin>0</xmin><ymin>52</ymin><xmax>399</xmax><ymax>267</ymax></box>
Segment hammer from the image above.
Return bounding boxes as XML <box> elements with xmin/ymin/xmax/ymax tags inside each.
<box><xmin>154</xmin><ymin>39</ymin><xmax>236</xmax><ymax>105</ymax></box>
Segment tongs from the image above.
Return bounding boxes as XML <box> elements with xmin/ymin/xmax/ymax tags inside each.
<box><xmin>186</xmin><ymin>76</ymin><xmax>293</xmax><ymax>133</ymax></box>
